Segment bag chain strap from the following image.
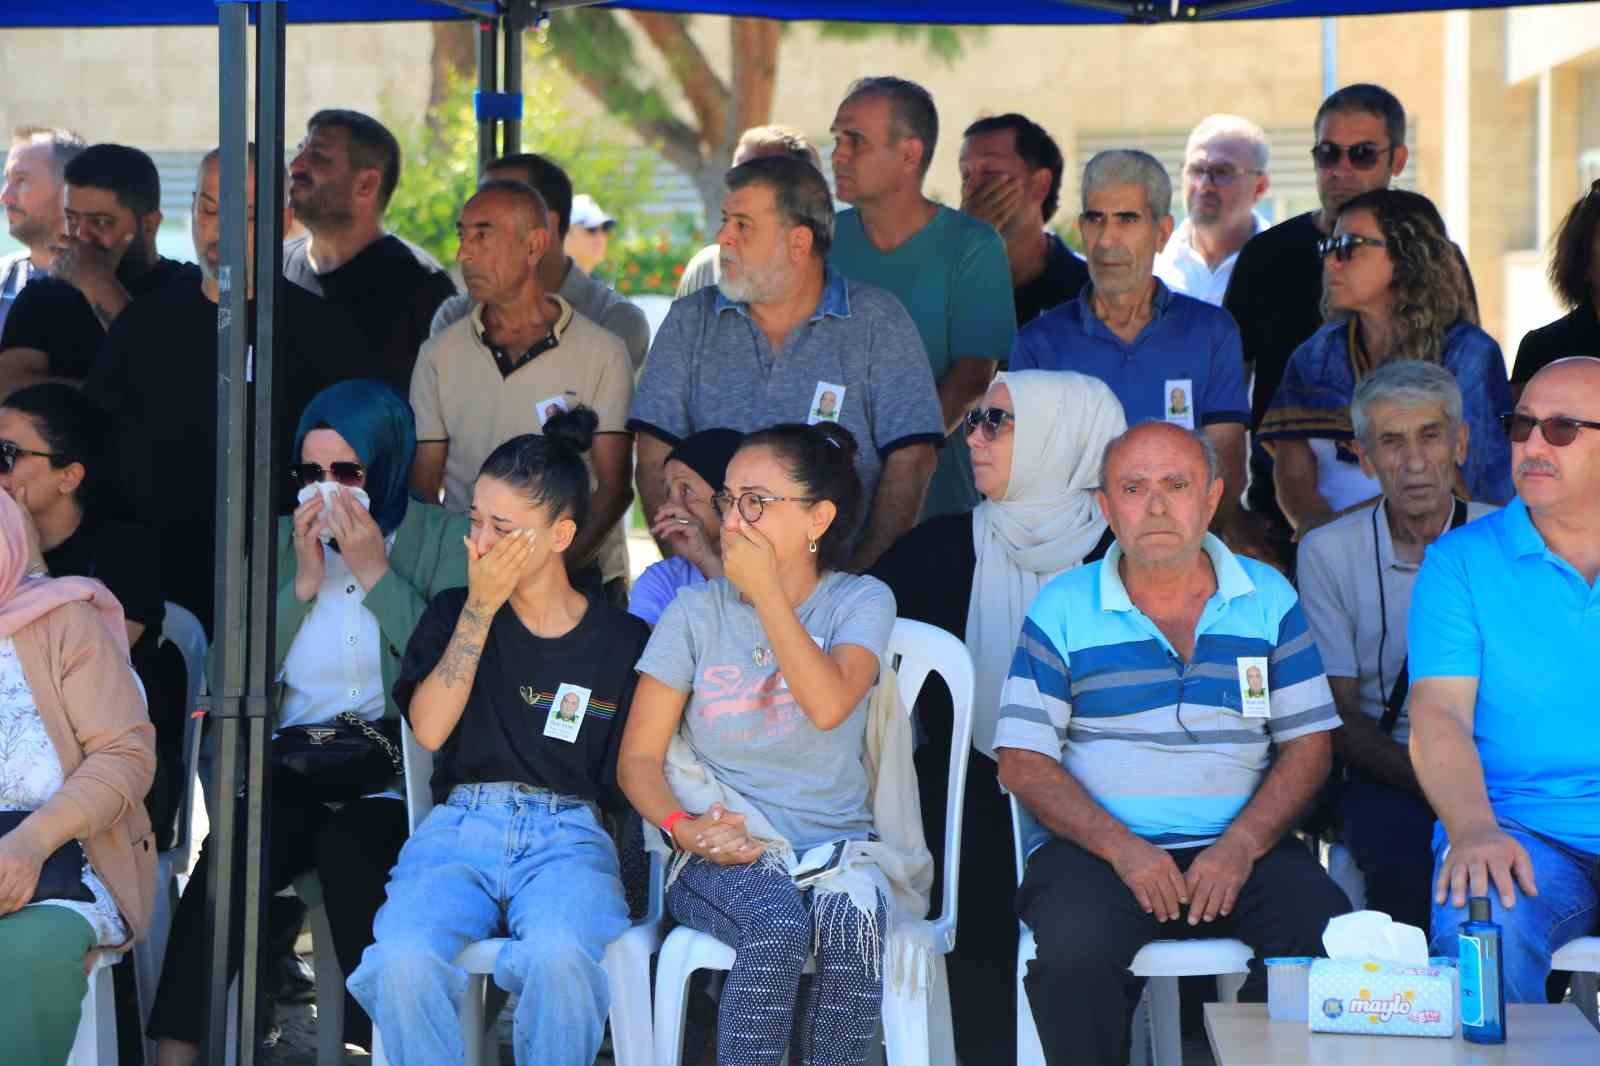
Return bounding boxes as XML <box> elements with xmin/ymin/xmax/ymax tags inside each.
<box><xmin>334</xmin><ymin>711</ymin><xmax>403</xmax><ymax>774</ymax></box>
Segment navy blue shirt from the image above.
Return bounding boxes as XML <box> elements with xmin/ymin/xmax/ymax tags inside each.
<box><xmin>1009</xmin><ymin>280</ymin><xmax>1250</xmax><ymax>430</ymax></box>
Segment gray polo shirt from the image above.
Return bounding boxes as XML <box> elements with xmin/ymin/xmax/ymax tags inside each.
<box><xmin>628</xmin><ymin>265</ymin><xmax>944</xmax><ymax>509</ymax></box>
<box><xmin>1297</xmin><ymin>497</ymin><xmax>1496</xmax><ymax>743</ymax></box>
<box><xmin>430</xmin><ymin>256</ymin><xmax>651</xmax><ymax>370</ymax></box>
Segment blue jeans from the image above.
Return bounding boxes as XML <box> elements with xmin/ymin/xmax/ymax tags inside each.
<box><xmin>1429</xmin><ymin>819</ymin><xmax>1600</xmax><ymax>1003</ymax></box>
<box><xmin>348</xmin><ymin>783</ymin><xmax>631</xmax><ymax>1066</ymax></box>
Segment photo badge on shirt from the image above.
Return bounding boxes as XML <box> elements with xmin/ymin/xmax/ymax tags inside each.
<box><xmin>808</xmin><ymin>381</ymin><xmax>846</xmax><ymax>426</ymax></box>
<box><xmin>1237</xmin><ymin>657</ymin><xmax>1271</xmax><ymax>719</ymax></box>
<box><xmin>1164</xmin><ymin>378</ymin><xmax>1195</xmax><ymax>429</ymax></box>
<box><xmin>542</xmin><ymin>682</ymin><xmax>592</xmax><ymax>743</ymax></box>
<box><xmin>537</xmin><ymin>392</ymin><xmax>573</xmax><ymax>428</ymax></box>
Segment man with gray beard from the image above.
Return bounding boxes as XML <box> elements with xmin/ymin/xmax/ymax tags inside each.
<box><xmin>630</xmin><ymin>154</ymin><xmax>942</xmax><ymax>571</ymax></box>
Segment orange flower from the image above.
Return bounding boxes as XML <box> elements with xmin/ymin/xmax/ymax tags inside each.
<box><xmin>673</xmin><ymin>263</ymin><xmax>685</xmax><ymax>277</ymax></box>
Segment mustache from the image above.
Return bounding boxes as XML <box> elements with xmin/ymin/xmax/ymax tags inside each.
<box><xmin>1516</xmin><ymin>459</ymin><xmax>1559</xmax><ymax>478</ymax></box>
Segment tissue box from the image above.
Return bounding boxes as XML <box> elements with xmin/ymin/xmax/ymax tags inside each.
<box><xmin>1308</xmin><ymin>958</ymin><xmax>1455</xmax><ymax>1038</ymax></box>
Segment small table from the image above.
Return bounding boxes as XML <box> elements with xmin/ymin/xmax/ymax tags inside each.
<box><xmin>1205</xmin><ymin>1003</ymin><xmax>1600</xmax><ymax>1065</ymax></box>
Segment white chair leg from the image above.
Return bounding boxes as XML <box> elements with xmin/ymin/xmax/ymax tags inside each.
<box><xmin>1016</xmin><ymin>931</ymin><xmax>1046</xmax><ymax>1066</ymax></box>
<box><xmin>1128</xmin><ymin>987</ymin><xmax>1151</xmax><ymax>1066</ymax></box>
<box><xmin>304</xmin><ymin>891</ymin><xmax>345</xmax><ymax>1066</ymax></box>
<box><xmin>135</xmin><ymin>852</ymin><xmax>177</xmax><ymax>1066</ymax></box>
<box><xmin>460</xmin><ymin>972</ymin><xmax>488</xmax><ymax>1066</ymax></box>
<box><xmin>1217</xmin><ymin>971</ymin><xmax>1247</xmax><ymax>1004</ymax></box>
<box><xmin>1147</xmin><ymin>976</ymin><xmax>1183</xmax><ymax>1066</ymax></box>
<box><xmin>880</xmin><ymin>971</ymin><xmax>931</xmax><ymax>1066</ymax></box>
<box><xmin>65</xmin><ymin>957</ymin><xmax>117</xmax><ymax>1066</ymax></box>
<box><xmin>1573</xmin><ymin>972</ymin><xmax>1599</xmax><ymax>1030</ymax></box>
<box><xmin>652</xmin><ymin>932</ymin><xmax>698</xmax><ymax>1066</ymax></box>
<box><xmin>603</xmin><ymin>935</ymin><xmax>654</xmax><ymax>1066</ymax></box>
<box><xmin>927</xmin><ymin>954</ymin><xmax>956</xmax><ymax>1066</ymax></box>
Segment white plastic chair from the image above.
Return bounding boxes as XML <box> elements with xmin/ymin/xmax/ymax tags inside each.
<box><xmin>1553</xmin><ymin>937</ymin><xmax>1600</xmax><ymax>1029</ymax></box>
<box><xmin>1322</xmin><ymin>840</ymin><xmax>1367</xmax><ymax>910</ymax></box>
<box><xmin>64</xmin><ymin>950</ymin><xmax>118</xmax><ymax>1066</ymax></box>
<box><xmin>652</xmin><ymin>617</ymin><xmax>975</xmax><ymax>1066</ymax></box>
<box><xmin>131</xmin><ymin>601</ymin><xmax>209</xmax><ymax>1065</ymax></box>
<box><xmin>1009</xmin><ymin>797</ymin><xmax>1251</xmax><ymax>1066</ymax></box>
<box><xmin>369</xmin><ymin>719</ymin><xmax>661</xmax><ymax>1066</ymax></box>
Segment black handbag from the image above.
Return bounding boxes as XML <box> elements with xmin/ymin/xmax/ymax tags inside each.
<box><xmin>0</xmin><ymin>810</ymin><xmax>93</xmax><ymax>903</ymax></box>
<box><xmin>271</xmin><ymin>712</ymin><xmax>403</xmax><ymax>804</ymax></box>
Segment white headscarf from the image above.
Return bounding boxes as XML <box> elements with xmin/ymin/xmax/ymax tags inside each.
<box><xmin>967</xmin><ymin>370</ymin><xmax>1126</xmax><ymax>756</ymax></box>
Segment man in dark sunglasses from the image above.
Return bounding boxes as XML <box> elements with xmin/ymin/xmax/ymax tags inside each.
<box><xmin>1224</xmin><ymin>83</ymin><xmax>1455</xmax><ymax>570</ymax></box>
<box><xmin>1407</xmin><ymin>356</ymin><xmax>1600</xmax><ymax>1006</ymax></box>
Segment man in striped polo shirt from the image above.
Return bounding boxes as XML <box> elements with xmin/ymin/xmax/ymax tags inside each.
<box><xmin>996</xmin><ymin>422</ymin><xmax>1349</xmax><ymax>1066</ymax></box>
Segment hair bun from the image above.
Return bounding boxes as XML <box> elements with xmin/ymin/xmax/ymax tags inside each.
<box><xmin>811</xmin><ymin>420</ymin><xmax>859</xmax><ymax>463</ymax></box>
<box><xmin>542</xmin><ymin>405</ymin><xmax>598</xmax><ymax>455</ymax></box>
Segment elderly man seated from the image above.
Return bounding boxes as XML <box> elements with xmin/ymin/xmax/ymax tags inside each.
<box><xmin>1297</xmin><ymin>360</ymin><xmax>1497</xmax><ymax>933</ymax></box>
<box><xmin>996</xmin><ymin>421</ymin><xmax>1349</xmax><ymax>1066</ymax></box>
<box><xmin>1409</xmin><ymin>355</ymin><xmax>1600</xmax><ymax>1002</ymax></box>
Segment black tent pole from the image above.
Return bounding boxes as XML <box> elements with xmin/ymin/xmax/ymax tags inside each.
<box><xmin>238</xmin><ymin>1</ymin><xmax>287</xmax><ymax>1060</ymax></box>
<box><xmin>207</xmin><ymin>2</ymin><xmax>253</xmax><ymax>1063</ymax></box>
<box><xmin>477</xmin><ymin>16</ymin><xmax>500</xmax><ymax>171</ymax></box>
<box><xmin>502</xmin><ymin>2</ymin><xmax>525</xmax><ymax>156</ymax></box>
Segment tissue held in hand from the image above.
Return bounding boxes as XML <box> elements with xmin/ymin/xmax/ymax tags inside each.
<box><xmin>1309</xmin><ymin>910</ymin><xmax>1455</xmax><ymax>1038</ymax></box>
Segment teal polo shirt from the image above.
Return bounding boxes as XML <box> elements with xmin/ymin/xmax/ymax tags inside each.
<box><xmin>1408</xmin><ymin>497</ymin><xmax>1600</xmax><ymax>855</ymax></box>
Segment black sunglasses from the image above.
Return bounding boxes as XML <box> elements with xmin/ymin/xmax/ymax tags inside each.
<box><xmin>1310</xmin><ymin>141</ymin><xmax>1396</xmax><ymax>171</ymax></box>
<box><xmin>0</xmin><ymin>439</ymin><xmax>61</xmax><ymax>474</ymax></box>
<box><xmin>1500</xmin><ymin>412</ymin><xmax>1600</xmax><ymax>448</ymax></box>
<box><xmin>290</xmin><ymin>461</ymin><xmax>366</xmax><ymax>487</ymax></box>
<box><xmin>962</xmin><ymin>407</ymin><xmax>1015</xmax><ymax>441</ymax></box>
<box><xmin>1317</xmin><ymin>234</ymin><xmax>1388</xmax><ymax>262</ymax></box>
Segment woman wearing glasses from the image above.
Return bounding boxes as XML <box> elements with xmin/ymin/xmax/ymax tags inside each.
<box><xmin>620</xmin><ymin>421</ymin><xmax>923</xmax><ymax>1066</ymax></box>
<box><xmin>1259</xmin><ymin>187</ymin><xmax>1512</xmax><ymax>537</ymax></box>
<box><xmin>0</xmin><ymin>385</ymin><xmax>187</xmax><ymax>853</ymax></box>
<box><xmin>629</xmin><ymin>428</ymin><xmax>744</xmax><ymax>628</ymax></box>
<box><xmin>148</xmin><ymin>379</ymin><xmax>467</xmax><ymax>1063</ymax></box>
<box><xmin>867</xmin><ymin>370</ymin><xmax>1123</xmax><ymax>1065</ymax></box>
<box><xmin>1513</xmin><ymin>180</ymin><xmax>1600</xmax><ymax>395</ymax></box>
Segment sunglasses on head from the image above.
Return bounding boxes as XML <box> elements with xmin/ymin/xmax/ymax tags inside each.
<box><xmin>0</xmin><ymin>439</ymin><xmax>61</xmax><ymax>474</ymax></box>
<box><xmin>290</xmin><ymin>461</ymin><xmax>365</xmax><ymax>487</ymax></box>
<box><xmin>1310</xmin><ymin>141</ymin><xmax>1396</xmax><ymax>171</ymax></box>
<box><xmin>962</xmin><ymin>407</ymin><xmax>1015</xmax><ymax>441</ymax></box>
<box><xmin>1317</xmin><ymin>233</ymin><xmax>1387</xmax><ymax>262</ymax></box>
<box><xmin>1500</xmin><ymin>412</ymin><xmax>1600</xmax><ymax>448</ymax></box>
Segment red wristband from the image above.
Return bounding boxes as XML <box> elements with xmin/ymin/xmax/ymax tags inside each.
<box><xmin>659</xmin><ymin>810</ymin><xmax>692</xmax><ymax>844</ymax></box>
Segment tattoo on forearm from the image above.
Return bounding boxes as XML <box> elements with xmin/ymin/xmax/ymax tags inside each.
<box><xmin>433</xmin><ymin>602</ymin><xmax>490</xmax><ymax>688</ymax></box>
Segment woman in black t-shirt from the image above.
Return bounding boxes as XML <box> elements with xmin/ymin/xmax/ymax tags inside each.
<box><xmin>1512</xmin><ymin>180</ymin><xmax>1600</xmax><ymax>397</ymax></box>
<box><xmin>868</xmin><ymin>370</ymin><xmax>1125</xmax><ymax>1066</ymax></box>
<box><xmin>349</xmin><ymin>407</ymin><xmax>649</xmax><ymax>1066</ymax></box>
<box><xmin>0</xmin><ymin>385</ymin><xmax>184</xmax><ymax>846</ymax></box>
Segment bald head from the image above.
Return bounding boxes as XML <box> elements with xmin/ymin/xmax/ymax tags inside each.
<box><xmin>1099</xmin><ymin>422</ymin><xmax>1219</xmax><ymax>490</ymax></box>
<box><xmin>465</xmin><ymin>179</ymin><xmax>549</xmax><ymax>236</ymax></box>
<box><xmin>1525</xmin><ymin>356</ymin><xmax>1600</xmax><ymax>400</ymax></box>
<box><xmin>1511</xmin><ymin>356</ymin><xmax>1600</xmax><ymax>523</ymax></box>
<box><xmin>1096</xmin><ymin>422</ymin><xmax>1224</xmax><ymax>570</ymax></box>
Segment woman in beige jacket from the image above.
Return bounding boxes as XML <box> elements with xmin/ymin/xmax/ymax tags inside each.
<box><xmin>0</xmin><ymin>488</ymin><xmax>155</xmax><ymax>1066</ymax></box>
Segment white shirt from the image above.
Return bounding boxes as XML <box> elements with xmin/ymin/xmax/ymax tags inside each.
<box><xmin>1154</xmin><ymin>210</ymin><xmax>1268</xmax><ymax>307</ymax></box>
<box><xmin>277</xmin><ymin>537</ymin><xmax>393</xmax><ymax>731</ymax></box>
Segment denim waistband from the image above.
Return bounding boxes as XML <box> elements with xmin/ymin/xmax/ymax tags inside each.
<box><xmin>446</xmin><ymin>782</ymin><xmax>594</xmax><ymax>816</ymax></box>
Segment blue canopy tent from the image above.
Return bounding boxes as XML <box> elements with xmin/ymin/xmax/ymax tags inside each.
<box><xmin>2</xmin><ymin>2</ymin><xmax>1582</xmax><ymax>1062</ymax></box>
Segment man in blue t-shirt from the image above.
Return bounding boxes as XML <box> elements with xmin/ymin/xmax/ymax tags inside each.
<box><xmin>827</xmin><ymin>76</ymin><xmax>1016</xmax><ymax>522</ymax></box>
<box><xmin>1409</xmin><ymin>356</ymin><xmax>1600</xmax><ymax>1004</ymax></box>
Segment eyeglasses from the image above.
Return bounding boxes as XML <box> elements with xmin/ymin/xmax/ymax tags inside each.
<box><xmin>1310</xmin><ymin>141</ymin><xmax>1397</xmax><ymax>171</ymax></box>
<box><xmin>290</xmin><ymin>461</ymin><xmax>366</xmax><ymax>487</ymax></box>
<box><xmin>962</xmin><ymin>407</ymin><xmax>1016</xmax><ymax>441</ymax></box>
<box><xmin>710</xmin><ymin>491</ymin><xmax>819</xmax><ymax>523</ymax></box>
<box><xmin>1317</xmin><ymin>234</ymin><xmax>1388</xmax><ymax>262</ymax></box>
<box><xmin>1183</xmin><ymin>163</ymin><xmax>1261</xmax><ymax>188</ymax></box>
<box><xmin>0</xmin><ymin>439</ymin><xmax>61</xmax><ymax>474</ymax></box>
<box><xmin>1500</xmin><ymin>412</ymin><xmax>1600</xmax><ymax>447</ymax></box>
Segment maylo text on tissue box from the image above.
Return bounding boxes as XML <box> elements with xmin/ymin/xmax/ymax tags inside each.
<box><xmin>1308</xmin><ymin>958</ymin><xmax>1456</xmax><ymax>1038</ymax></box>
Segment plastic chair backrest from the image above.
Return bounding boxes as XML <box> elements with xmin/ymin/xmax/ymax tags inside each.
<box><xmin>161</xmin><ymin>601</ymin><xmax>208</xmax><ymax>855</ymax></box>
<box><xmin>400</xmin><ymin>718</ymin><xmax>435</xmax><ymax>833</ymax></box>
<box><xmin>885</xmin><ymin>617</ymin><xmax>974</xmax><ymax>947</ymax></box>
<box><xmin>1009</xmin><ymin>794</ymin><xmax>1036</xmax><ymax>888</ymax></box>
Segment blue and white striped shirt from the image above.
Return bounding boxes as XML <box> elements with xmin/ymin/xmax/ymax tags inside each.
<box><xmin>995</xmin><ymin>534</ymin><xmax>1337</xmax><ymax>858</ymax></box>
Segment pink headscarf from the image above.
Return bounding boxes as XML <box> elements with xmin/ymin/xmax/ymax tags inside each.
<box><xmin>0</xmin><ymin>491</ymin><xmax>130</xmax><ymax>659</ymax></box>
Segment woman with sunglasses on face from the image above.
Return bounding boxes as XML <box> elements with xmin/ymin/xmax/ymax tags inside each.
<box><xmin>349</xmin><ymin>407</ymin><xmax>650</xmax><ymax>1066</ymax></box>
<box><xmin>1513</xmin><ymin>180</ymin><xmax>1600</xmax><ymax>397</ymax></box>
<box><xmin>0</xmin><ymin>385</ymin><xmax>187</xmax><ymax>855</ymax></box>
<box><xmin>1259</xmin><ymin>188</ymin><xmax>1513</xmax><ymax>538</ymax></box>
<box><xmin>622</xmin><ymin>421</ymin><xmax>928</xmax><ymax>1066</ymax></box>
<box><xmin>629</xmin><ymin>428</ymin><xmax>744</xmax><ymax>628</ymax></box>
<box><xmin>148</xmin><ymin>379</ymin><xmax>467</xmax><ymax>1064</ymax></box>
<box><xmin>867</xmin><ymin>370</ymin><xmax>1124</xmax><ymax>1066</ymax></box>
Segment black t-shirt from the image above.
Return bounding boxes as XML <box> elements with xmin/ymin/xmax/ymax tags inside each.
<box><xmin>1223</xmin><ymin>212</ymin><xmax>1326</xmax><ymax>440</ymax></box>
<box><xmin>283</xmin><ymin>234</ymin><xmax>457</xmax><ymax>397</ymax></box>
<box><xmin>83</xmin><ymin>273</ymin><xmax>368</xmax><ymax>634</ymax></box>
<box><xmin>396</xmin><ymin>587</ymin><xmax>651</xmax><ymax>811</ymax></box>
<box><xmin>1014</xmin><ymin>232</ymin><xmax>1090</xmax><ymax>329</ymax></box>
<box><xmin>1512</xmin><ymin>300</ymin><xmax>1600</xmax><ymax>385</ymax></box>
<box><xmin>0</xmin><ymin>256</ymin><xmax>199</xmax><ymax>379</ymax></box>
<box><xmin>43</xmin><ymin>514</ymin><xmax>165</xmax><ymax>637</ymax></box>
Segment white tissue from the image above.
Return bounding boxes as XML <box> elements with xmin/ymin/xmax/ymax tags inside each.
<box><xmin>296</xmin><ymin>482</ymin><xmax>372</xmax><ymax>543</ymax></box>
<box><xmin>1322</xmin><ymin>909</ymin><xmax>1431</xmax><ymax>966</ymax></box>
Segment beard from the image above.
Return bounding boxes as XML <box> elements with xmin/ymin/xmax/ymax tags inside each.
<box><xmin>7</xmin><ymin>207</ymin><xmax>54</xmax><ymax>248</ymax></box>
<box><xmin>716</xmin><ymin>251</ymin><xmax>789</xmax><ymax>305</ymax></box>
<box><xmin>290</xmin><ymin>177</ymin><xmax>354</xmax><ymax>229</ymax></box>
